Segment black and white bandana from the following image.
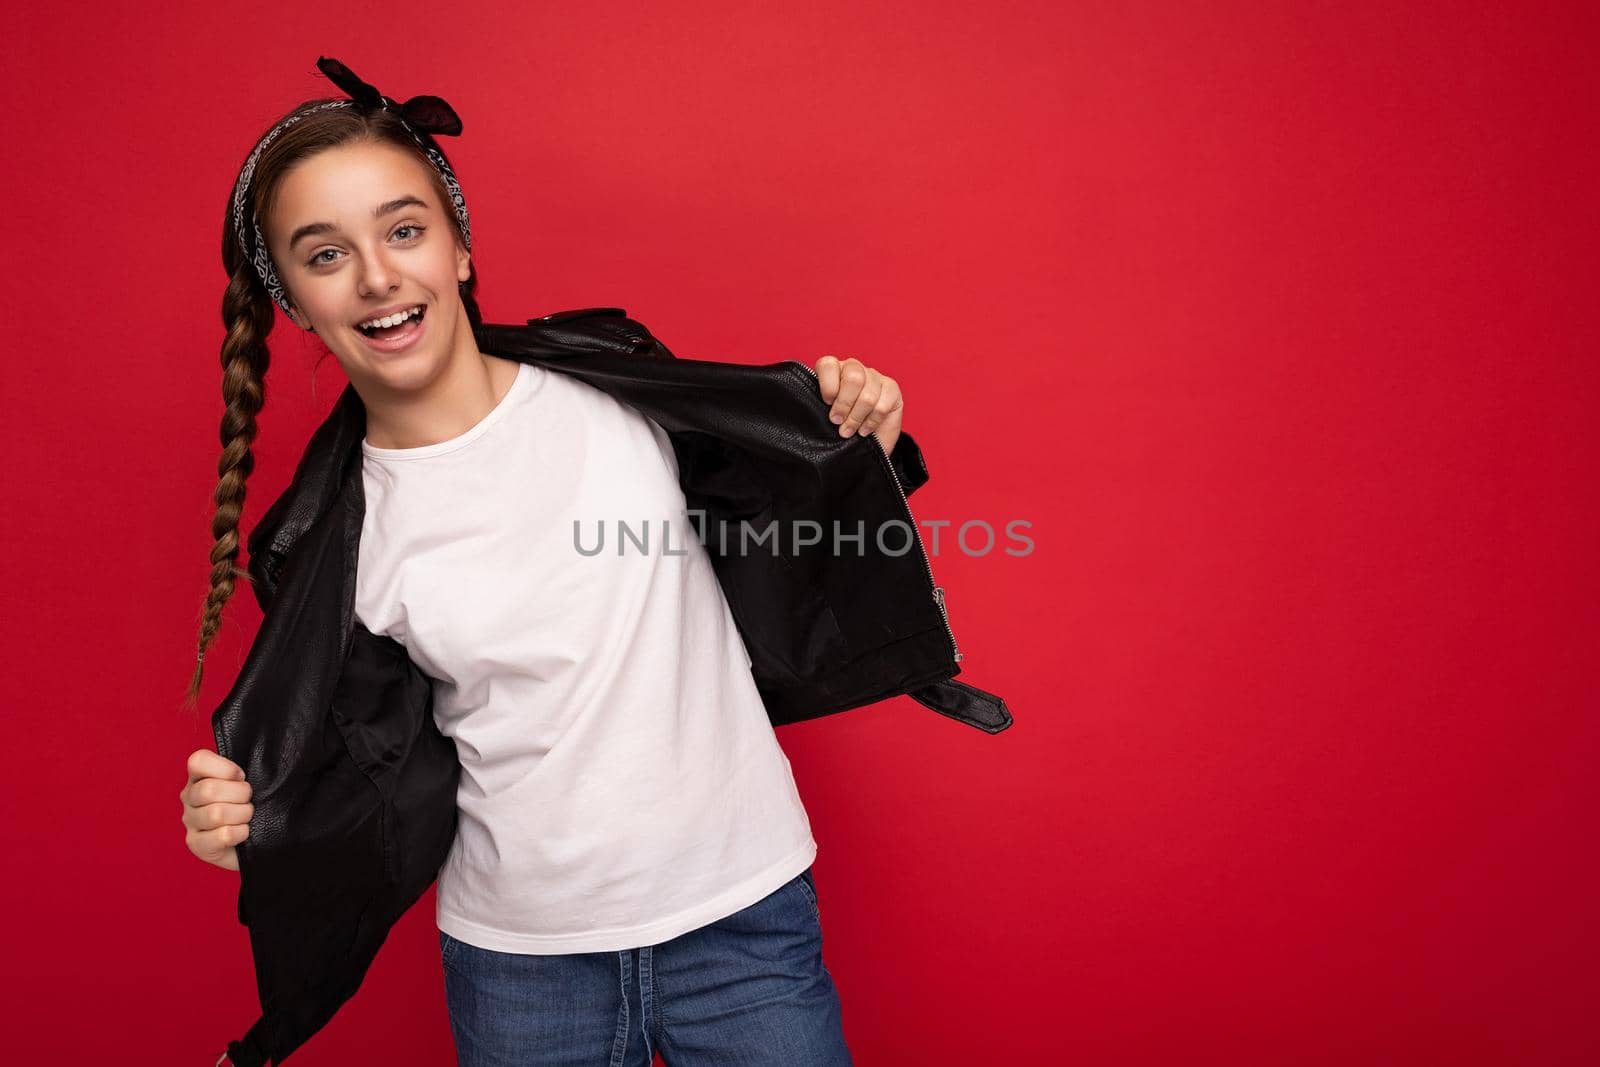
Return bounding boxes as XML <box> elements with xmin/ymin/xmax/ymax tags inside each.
<box><xmin>229</xmin><ymin>56</ymin><xmax>473</xmax><ymax>317</ymax></box>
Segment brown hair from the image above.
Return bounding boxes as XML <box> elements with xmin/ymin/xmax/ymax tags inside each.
<box><xmin>182</xmin><ymin>100</ymin><xmax>483</xmax><ymax>709</ymax></box>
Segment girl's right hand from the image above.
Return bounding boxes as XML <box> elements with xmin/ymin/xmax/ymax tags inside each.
<box><xmin>181</xmin><ymin>748</ymin><xmax>254</xmax><ymax>872</ymax></box>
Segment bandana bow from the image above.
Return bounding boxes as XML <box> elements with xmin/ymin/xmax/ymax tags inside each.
<box><xmin>315</xmin><ymin>55</ymin><xmax>464</xmax><ymax>137</ymax></box>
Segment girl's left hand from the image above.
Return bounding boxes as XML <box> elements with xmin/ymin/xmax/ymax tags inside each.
<box><xmin>811</xmin><ymin>354</ymin><xmax>904</xmax><ymax>457</ymax></box>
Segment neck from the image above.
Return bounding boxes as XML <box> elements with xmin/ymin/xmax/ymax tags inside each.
<box><xmin>357</xmin><ymin>317</ymin><xmax>520</xmax><ymax>450</ymax></box>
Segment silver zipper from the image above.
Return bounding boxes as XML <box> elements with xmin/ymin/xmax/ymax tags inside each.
<box><xmin>789</xmin><ymin>360</ymin><xmax>963</xmax><ymax>664</ymax></box>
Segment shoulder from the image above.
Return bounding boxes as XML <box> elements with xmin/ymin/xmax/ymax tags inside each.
<box><xmin>504</xmin><ymin>307</ymin><xmax>679</xmax><ymax>360</ymax></box>
<box><xmin>527</xmin><ymin>306</ymin><xmax>631</xmax><ymax>325</ymax></box>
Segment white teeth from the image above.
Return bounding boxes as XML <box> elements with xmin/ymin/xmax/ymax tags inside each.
<box><xmin>359</xmin><ymin>305</ymin><xmax>422</xmax><ymax>330</ymax></box>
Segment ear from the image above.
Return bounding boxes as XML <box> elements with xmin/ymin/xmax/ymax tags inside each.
<box><xmin>286</xmin><ymin>304</ymin><xmax>314</xmax><ymax>332</ymax></box>
<box><xmin>456</xmin><ymin>245</ymin><xmax>472</xmax><ymax>285</ymax></box>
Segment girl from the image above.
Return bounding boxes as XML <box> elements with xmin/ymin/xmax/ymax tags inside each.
<box><xmin>179</xmin><ymin>57</ymin><xmax>911</xmax><ymax>1066</ymax></box>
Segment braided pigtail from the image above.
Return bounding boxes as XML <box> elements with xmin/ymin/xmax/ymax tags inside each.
<box><xmin>183</xmin><ymin>265</ymin><xmax>275</xmax><ymax>709</ymax></box>
<box><xmin>185</xmin><ymin>72</ymin><xmax>481</xmax><ymax>711</ymax></box>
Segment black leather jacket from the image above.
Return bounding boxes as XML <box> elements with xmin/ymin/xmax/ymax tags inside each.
<box><xmin>211</xmin><ymin>307</ymin><xmax>1013</xmax><ymax>1066</ymax></box>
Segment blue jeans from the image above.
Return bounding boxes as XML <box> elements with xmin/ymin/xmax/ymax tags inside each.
<box><xmin>440</xmin><ymin>866</ymin><xmax>852</xmax><ymax>1066</ymax></box>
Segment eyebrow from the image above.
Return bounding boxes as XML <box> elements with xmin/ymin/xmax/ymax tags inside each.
<box><xmin>287</xmin><ymin>196</ymin><xmax>431</xmax><ymax>250</ymax></box>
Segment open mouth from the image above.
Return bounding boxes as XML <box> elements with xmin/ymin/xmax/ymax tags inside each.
<box><xmin>356</xmin><ymin>304</ymin><xmax>427</xmax><ymax>341</ymax></box>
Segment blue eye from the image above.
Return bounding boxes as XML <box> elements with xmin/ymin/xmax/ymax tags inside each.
<box><xmin>306</xmin><ymin>224</ymin><xmax>425</xmax><ymax>267</ymax></box>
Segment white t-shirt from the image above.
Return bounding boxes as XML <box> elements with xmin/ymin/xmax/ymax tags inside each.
<box><xmin>355</xmin><ymin>359</ymin><xmax>817</xmax><ymax>954</ymax></box>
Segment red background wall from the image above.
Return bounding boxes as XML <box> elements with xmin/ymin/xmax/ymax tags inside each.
<box><xmin>2</xmin><ymin>2</ymin><xmax>1596</xmax><ymax>1063</ymax></box>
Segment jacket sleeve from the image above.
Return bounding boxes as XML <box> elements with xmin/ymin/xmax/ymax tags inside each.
<box><xmin>886</xmin><ymin>430</ymin><xmax>930</xmax><ymax>497</ymax></box>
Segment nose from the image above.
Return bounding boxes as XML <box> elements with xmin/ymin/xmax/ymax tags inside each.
<box><xmin>356</xmin><ymin>244</ymin><xmax>401</xmax><ymax>298</ymax></box>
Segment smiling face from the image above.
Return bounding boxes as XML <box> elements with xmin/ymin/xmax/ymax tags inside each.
<box><xmin>265</xmin><ymin>139</ymin><xmax>475</xmax><ymax>396</ymax></box>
